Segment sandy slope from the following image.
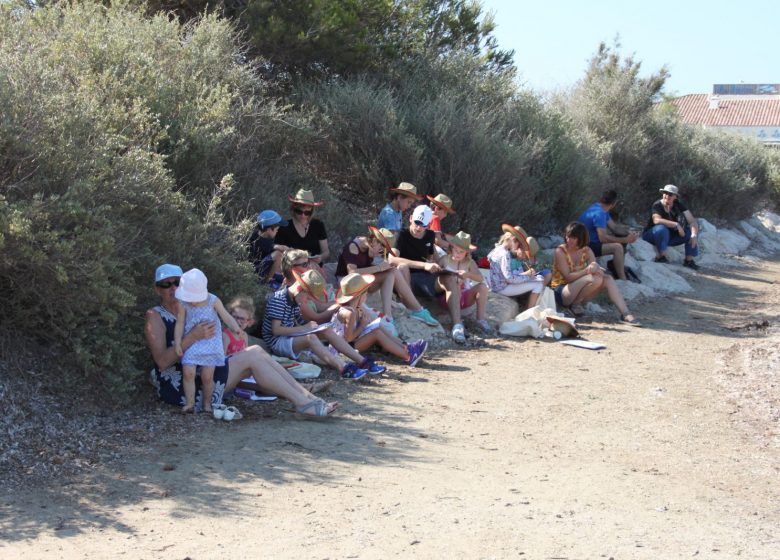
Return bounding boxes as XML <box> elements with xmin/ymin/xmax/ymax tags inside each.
<box><xmin>1</xmin><ymin>259</ymin><xmax>778</xmax><ymax>559</ymax></box>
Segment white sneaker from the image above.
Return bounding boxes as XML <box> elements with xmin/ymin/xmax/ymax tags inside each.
<box><xmin>451</xmin><ymin>323</ymin><xmax>466</xmax><ymax>344</ymax></box>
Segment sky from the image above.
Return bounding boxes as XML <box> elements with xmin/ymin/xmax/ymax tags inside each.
<box><xmin>482</xmin><ymin>0</ymin><xmax>780</xmax><ymax>96</ymax></box>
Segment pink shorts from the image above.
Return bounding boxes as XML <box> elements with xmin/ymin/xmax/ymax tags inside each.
<box><xmin>437</xmin><ymin>286</ymin><xmax>474</xmax><ymax>310</ymax></box>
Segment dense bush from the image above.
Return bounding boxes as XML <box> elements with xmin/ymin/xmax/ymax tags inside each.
<box><xmin>0</xmin><ymin>2</ymin><xmax>264</xmax><ymax>396</ymax></box>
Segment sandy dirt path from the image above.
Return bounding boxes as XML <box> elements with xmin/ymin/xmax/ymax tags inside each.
<box><xmin>2</xmin><ymin>259</ymin><xmax>779</xmax><ymax>559</ymax></box>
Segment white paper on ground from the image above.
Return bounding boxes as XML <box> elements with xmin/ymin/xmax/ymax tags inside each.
<box><xmin>288</xmin><ymin>321</ymin><xmax>333</xmax><ymax>337</ymax></box>
<box><xmin>559</xmin><ymin>339</ymin><xmax>607</xmax><ymax>350</ymax></box>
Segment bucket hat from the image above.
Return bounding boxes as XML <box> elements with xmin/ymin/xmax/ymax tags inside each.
<box><xmin>659</xmin><ymin>184</ymin><xmax>680</xmax><ymax>196</ymax></box>
<box><xmin>288</xmin><ymin>189</ymin><xmax>324</xmax><ymax>207</ymax></box>
<box><xmin>175</xmin><ymin>268</ymin><xmax>209</xmax><ymax>303</ymax></box>
<box><xmin>426</xmin><ymin>193</ymin><xmax>456</xmax><ymax>214</ymax></box>
<box><xmin>336</xmin><ymin>272</ymin><xmax>375</xmax><ymax>304</ymax></box>
<box><xmin>389</xmin><ymin>182</ymin><xmax>424</xmax><ymax>200</ymax></box>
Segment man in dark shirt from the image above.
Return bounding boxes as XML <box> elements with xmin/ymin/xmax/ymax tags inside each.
<box><xmin>390</xmin><ymin>205</ymin><xmax>441</xmax><ymax>298</ymax></box>
<box><xmin>642</xmin><ymin>184</ymin><xmax>700</xmax><ymax>270</ymax></box>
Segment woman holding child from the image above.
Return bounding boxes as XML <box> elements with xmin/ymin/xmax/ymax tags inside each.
<box><xmin>145</xmin><ymin>264</ymin><xmax>339</xmax><ymax>418</ymax></box>
<box><xmin>550</xmin><ymin>222</ymin><xmax>639</xmax><ymax>324</ymax></box>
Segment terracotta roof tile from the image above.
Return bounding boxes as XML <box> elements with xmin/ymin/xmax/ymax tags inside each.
<box><xmin>667</xmin><ymin>94</ymin><xmax>780</xmax><ymax>127</ymax></box>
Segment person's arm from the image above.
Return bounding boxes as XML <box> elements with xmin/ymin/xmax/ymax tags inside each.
<box><xmin>173</xmin><ymin>306</ymin><xmax>186</xmax><ymax>357</ymax></box>
<box><xmin>338</xmin><ymin>306</ymin><xmax>359</xmax><ymax>342</ymax></box>
<box><xmin>683</xmin><ymin>210</ymin><xmax>699</xmax><ymax>246</ymax></box>
<box><xmin>214</xmin><ymin>297</ymin><xmax>245</xmax><ymax>341</ymax></box>
<box><xmin>463</xmin><ymin>260</ymin><xmax>485</xmax><ymax>283</ymax></box>
<box><xmin>600</xmin><ymin>220</ymin><xmax>641</xmax><ymax>244</ymax></box>
<box><xmin>271</xmin><ymin>317</ymin><xmax>319</xmax><ymax>336</ymax></box>
<box><xmin>554</xmin><ymin>248</ymin><xmax>596</xmax><ymax>284</ymax></box>
<box><xmin>312</xmin><ymin>238</ymin><xmax>330</xmax><ymax>263</ymax></box>
<box><xmin>297</xmin><ymin>293</ymin><xmax>339</xmax><ymax>323</ymax></box>
<box><xmin>222</xmin><ymin>330</ymin><xmax>231</xmax><ymax>354</ymax></box>
<box><xmin>145</xmin><ymin>308</ymin><xmax>215</xmax><ymax>370</ymax></box>
<box><xmin>651</xmin><ymin>212</ymin><xmax>679</xmax><ymax>229</ymax></box>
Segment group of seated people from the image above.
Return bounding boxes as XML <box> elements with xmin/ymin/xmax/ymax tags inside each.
<box><xmin>146</xmin><ymin>182</ymin><xmax>700</xmax><ymax>418</ymax></box>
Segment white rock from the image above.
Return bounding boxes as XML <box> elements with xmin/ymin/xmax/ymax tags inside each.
<box><xmin>629</xmin><ymin>239</ymin><xmax>658</xmax><ymax>261</ymax></box>
<box><xmin>636</xmin><ymin>261</ymin><xmax>693</xmax><ymax>293</ymax></box>
<box><xmin>616</xmin><ymin>279</ymin><xmax>657</xmax><ymax>301</ymax></box>
<box><xmin>462</xmin><ymin>292</ymin><xmax>520</xmax><ymax>326</ymax></box>
<box><xmin>697</xmin><ymin>231</ymin><xmax>729</xmax><ymax>255</ymax></box>
<box><xmin>697</xmin><ymin>218</ymin><xmax>717</xmax><ymax>234</ymax></box>
<box><xmin>716</xmin><ymin>228</ymin><xmax>751</xmax><ymax>254</ymax></box>
<box><xmin>757</xmin><ymin>211</ymin><xmax>780</xmax><ymax>231</ymax></box>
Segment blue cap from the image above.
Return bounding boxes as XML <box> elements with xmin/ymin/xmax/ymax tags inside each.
<box><xmin>155</xmin><ymin>263</ymin><xmax>183</xmax><ymax>283</ymax></box>
<box><xmin>257</xmin><ymin>209</ymin><xmax>288</xmax><ymax>228</ymax></box>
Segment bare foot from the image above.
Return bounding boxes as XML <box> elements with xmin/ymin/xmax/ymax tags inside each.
<box><xmin>181</xmin><ymin>404</ymin><xmax>194</xmax><ymax>414</ymax></box>
<box><xmin>304</xmin><ymin>380</ymin><xmax>335</xmax><ymax>394</ymax></box>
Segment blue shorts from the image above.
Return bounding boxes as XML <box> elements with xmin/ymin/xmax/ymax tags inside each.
<box><xmin>588</xmin><ymin>242</ymin><xmax>603</xmax><ymax>257</ymax></box>
<box><xmin>410</xmin><ymin>270</ymin><xmax>438</xmax><ymax>299</ymax></box>
<box><xmin>553</xmin><ymin>285</ymin><xmax>566</xmax><ymax>306</ymax></box>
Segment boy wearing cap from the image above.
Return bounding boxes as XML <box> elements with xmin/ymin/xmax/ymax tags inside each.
<box><xmin>642</xmin><ymin>184</ymin><xmax>700</xmax><ymax>270</ymax></box>
<box><xmin>377</xmin><ymin>182</ymin><xmax>424</xmax><ymax>234</ymax></box>
<box><xmin>248</xmin><ymin>209</ymin><xmax>289</xmax><ymax>285</ymax></box>
<box><xmin>390</xmin><ymin>206</ymin><xmax>444</xmax><ymax>323</ymax></box>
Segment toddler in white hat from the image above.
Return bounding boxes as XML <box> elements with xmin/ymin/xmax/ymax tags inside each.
<box><xmin>173</xmin><ymin>268</ymin><xmax>245</xmax><ymax>413</ymax></box>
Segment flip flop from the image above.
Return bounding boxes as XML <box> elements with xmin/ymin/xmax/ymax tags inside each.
<box><xmin>620</xmin><ymin>314</ymin><xmax>643</xmax><ymax>327</ymax></box>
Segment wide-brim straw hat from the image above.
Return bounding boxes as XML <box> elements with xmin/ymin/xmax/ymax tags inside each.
<box><xmin>501</xmin><ymin>223</ymin><xmax>532</xmax><ymax>255</ymax></box>
<box><xmin>525</xmin><ymin>236</ymin><xmax>541</xmax><ymax>258</ymax></box>
<box><xmin>175</xmin><ymin>268</ymin><xmax>208</xmax><ymax>303</ymax></box>
<box><xmin>388</xmin><ymin>182</ymin><xmax>423</xmax><ymax>200</ymax></box>
<box><xmin>368</xmin><ymin>226</ymin><xmax>396</xmax><ymax>254</ymax></box>
<box><xmin>288</xmin><ymin>188</ymin><xmax>324</xmax><ymax>207</ymax></box>
<box><xmin>547</xmin><ymin>316</ymin><xmax>579</xmax><ymax>338</ymax></box>
<box><xmin>336</xmin><ymin>272</ymin><xmax>375</xmax><ymax>304</ymax></box>
<box><xmin>292</xmin><ymin>268</ymin><xmax>327</xmax><ymax>303</ymax></box>
<box><xmin>426</xmin><ymin>193</ymin><xmax>456</xmax><ymax>214</ymax></box>
<box><xmin>449</xmin><ymin>230</ymin><xmax>476</xmax><ymax>252</ymax></box>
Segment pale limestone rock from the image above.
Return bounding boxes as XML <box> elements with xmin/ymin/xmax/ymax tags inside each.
<box><xmin>629</xmin><ymin>239</ymin><xmax>658</xmax><ymax>261</ymax></box>
<box><xmin>636</xmin><ymin>261</ymin><xmax>693</xmax><ymax>293</ymax></box>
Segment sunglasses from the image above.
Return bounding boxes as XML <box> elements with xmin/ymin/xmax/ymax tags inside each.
<box><xmin>413</xmin><ymin>220</ymin><xmax>426</xmax><ymax>227</ymax></box>
<box><xmin>293</xmin><ymin>261</ymin><xmax>310</xmax><ymax>268</ymax></box>
<box><xmin>231</xmin><ymin>314</ymin><xmax>251</xmax><ymax>323</ymax></box>
<box><xmin>293</xmin><ymin>208</ymin><xmax>313</xmax><ymax>216</ymax></box>
<box><xmin>155</xmin><ymin>279</ymin><xmax>180</xmax><ymax>289</ymax></box>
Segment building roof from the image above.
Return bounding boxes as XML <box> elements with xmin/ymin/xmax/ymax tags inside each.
<box><xmin>668</xmin><ymin>94</ymin><xmax>780</xmax><ymax>127</ymax></box>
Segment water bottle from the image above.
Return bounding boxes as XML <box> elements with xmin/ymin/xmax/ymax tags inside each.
<box><xmin>543</xmin><ymin>329</ymin><xmax>562</xmax><ymax>340</ymax></box>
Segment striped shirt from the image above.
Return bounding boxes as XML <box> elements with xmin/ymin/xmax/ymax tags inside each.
<box><xmin>262</xmin><ymin>287</ymin><xmax>304</xmax><ymax>347</ymax></box>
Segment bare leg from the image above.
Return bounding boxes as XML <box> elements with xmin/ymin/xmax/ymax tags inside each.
<box><xmin>374</xmin><ymin>270</ymin><xmax>396</xmax><ymax>319</ymax></box>
<box><xmin>225</xmin><ymin>346</ymin><xmax>338</xmax><ymax>413</ymax></box>
<box><xmin>353</xmin><ymin>329</ymin><xmax>409</xmax><ymax>360</ymax></box>
<box><xmin>461</xmin><ymin>283</ymin><xmax>489</xmax><ymax>321</ymax></box>
<box><xmin>571</xmin><ymin>273</ymin><xmax>605</xmax><ymax>305</ymax></box>
<box><xmin>297</xmin><ymin>334</ymin><xmax>347</xmax><ymax>372</ymax></box>
<box><xmin>603</xmin><ymin>275</ymin><xmax>634</xmax><ymax>319</ymax></box>
<box><xmin>200</xmin><ymin>366</ymin><xmax>215</xmax><ymax>412</ymax></box>
<box><xmin>438</xmin><ymin>275</ymin><xmax>462</xmax><ymax>324</ymax></box>
<box><xmin>319</xmin><ymin>328</ymin><xmax>365</xmax><ymax>364</ymax></box>
<box><xmin>181</xmin><ymin>364</ymin><xmax>196</xmax><ymax>413</ymax></box>
<box><xmin>392</xmin><ymin>265</ymin><xmax>423</xmax><ymax>311</ymax></box>
<box><xmin>601</xmin><ymin>243</ymin><xmax>626</xmax><ymax>280</ymax></box>
<box><xmin>561</xmin><ymin>274</ymin><xmax>602</xmax><ymax>306</ymax></box>
<box><xmin>526</xmin><ymin>290</ymin><xmax>540</xmax><ymax>309</ymax></box>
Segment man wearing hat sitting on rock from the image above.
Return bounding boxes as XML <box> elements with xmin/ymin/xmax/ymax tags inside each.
<box><xmin>377</xmin><ymin>182</ymin><xmax>424</xmax><ymax>234</ymax></box>
<box><xmin>642</xmin><ymin>184</ymin><xmax>700</xmax><ymax>270</ymax></box>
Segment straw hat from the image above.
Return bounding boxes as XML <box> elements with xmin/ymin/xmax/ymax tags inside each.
<box><xmin>547</xmin><ymin>316</ymin><xmax>579</xmax><ymax>338</ymax></box>
<box><xmin>426</xmin><ymin>193</ymin><xmax>456</xmax><ymax>214</ymax></box>
<box><xmin>288</xmin><ymin>188</ymin><xmax>324</xmax><ymax>207</ymax></box>
<box><xmin>175</xmin><ymin>268</ymin><xmax>209</xmax><ymax>303</ymax></box>
<box><xmin>525</xmin><ymin>236</ymin><xmax>540</xmax><ymax>258</ymax></box>
<box><xmin>449</xmin><ymin>231</ymin><xmax>477</xmax><ymax>251</ymax></box>
<box><xmin>368</xmin><ymin>226</ymin><xmax>396</xmax><ymax>254</ymax></box>
<box><xmin>501</xmin><ymin>223</ymin><xmax>532</xmax><ymax>255</ymax></box>
<box><xmin>292</xmin><ymin>269</ymin><xmax>327</xmax><ymax>303</ymax></box>
<box><xmin>659</xmin><ymin>184</ymin><xmax>680</xmax><ymax>196</ymax></box>
<box><xmin>389</xmin><ymin>182</ymin><xmax>423</xmax><ymax>200</ymax></box>
<box><xmin>336</xmin><ymin>272</ymin><xmax>375</xmax><ymax>304</ymax></box>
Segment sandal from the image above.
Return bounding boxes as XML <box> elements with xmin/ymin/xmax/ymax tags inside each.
<box><xmin>296</xmin><ymin>398</ymin><xmax>339</xmax><ymax>420</ymax></box>
<box><xmin>620</xmin><ymin>314</ymin><xmax>643</xmax><ymax>327</ymax></box>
